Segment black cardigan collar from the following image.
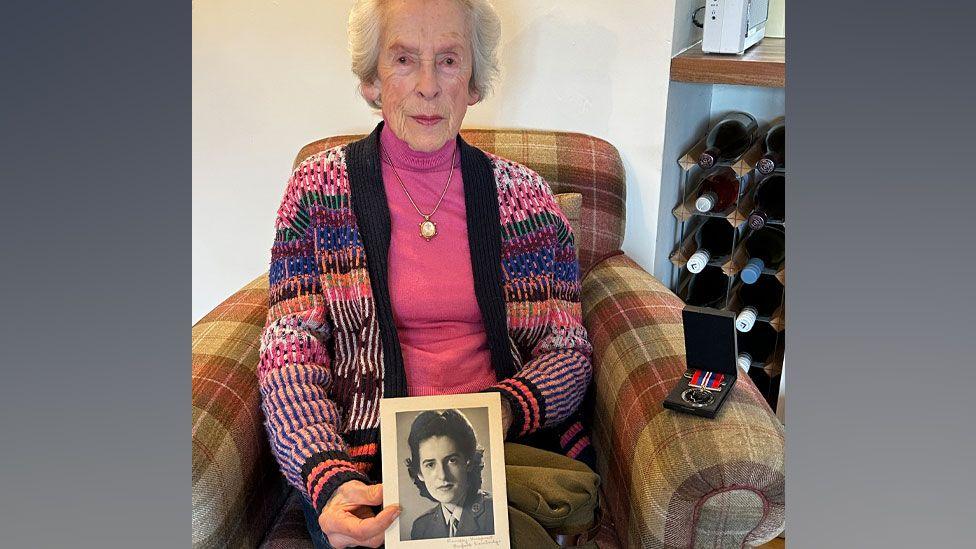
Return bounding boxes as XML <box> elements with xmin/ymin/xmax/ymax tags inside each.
<box><xmin>344</xmin><ymin>122</ymin><xmax>515</xmax><ymax>398</ymax></box>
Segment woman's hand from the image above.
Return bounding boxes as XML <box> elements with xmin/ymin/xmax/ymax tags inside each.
<box><xmin>318</xmin><ymin>480</ymin><xmax>400</xmax><ymax>548</ymax></box>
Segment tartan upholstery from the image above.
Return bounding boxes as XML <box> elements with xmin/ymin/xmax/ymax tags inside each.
<box><xmin>192</xmin><ymin>130</ymin><xmax>784</xmax><ymax>548</ymax></box>
<box><xmin>690</xmin><ymin>487</ymin><xmax>771</xmax><ymax>549</ymax></box>
<box><xmin>293</xmin><ymin>128</ymin><xmax>626</xmax><ymax>274</ymax></box>
<box><xmin>554</xmin><ymin>192</ymin><xmax>583</xmax><ymax>240</ymax></box>
<box><xmin>581</xmin><ymin>253</ymin><xmax>785</xmax><ymax>548</ymax></box>
<box><xmin>192</xmin><ymin>274</ymin><xmax>292</xmax><ymax>548</ymax></box>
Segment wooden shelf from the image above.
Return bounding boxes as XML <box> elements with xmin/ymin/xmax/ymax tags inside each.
<box><xmin>670</xmin><ymin>38</ymin><xmax>785</xmax><ymax>88</ymax></box>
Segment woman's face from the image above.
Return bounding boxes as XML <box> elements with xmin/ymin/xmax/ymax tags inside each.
<box><xmin>416</xmin><ymin>435</ymin><xmax>470</xmax><ymax>506</ymax></box>
<box><xmin>363</xmin><ymin>0</ymin><xmax>480</xmax><ymax>152</ymax></box>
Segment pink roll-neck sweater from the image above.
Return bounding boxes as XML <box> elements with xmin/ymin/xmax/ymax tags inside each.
<box><xmin>379</xmin><ymin>123</ymin><xmax>496</xmax><ymax>396</ymax></box>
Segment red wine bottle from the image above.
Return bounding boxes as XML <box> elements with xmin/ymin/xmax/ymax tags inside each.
<box><xmin>747</xmin><ymin>173</ymin><xmax>785</xmax><ymax>230</ymax></box>
<box><xmin>740</xmin><ymin>225</ymin><xmax>786</xmax><ymax>284</ymax></box>
<box><xmin>734</xmin><ymin>276</ymin><xmax>783</xmax><ymax>332</ymax></box>
<box><xmin>698</xmin><ymin>112</ymin><xmax>759</xmax><ymax>169</ymax></box>
<box><xmin>736</xmin><ymin>323</ymin><xmax>779</xmax><ymax>371</ymax></box>
<box><xmin>685</xmin><ymin>267</ymin><xmax>729</xmax><ymax>309</ymax></box>
<box><xmin>686</xmin><ymin>217</ymin><xmax>735</xmax><ymax>273</ymax></box>
<box><xmin>756</xmin><ymin>122</ymin><xmax>785</xmax><ymax>175</ymax></box>
<box><xmin>694</xmin><ymin>167</ymin><xmax>741</xmax><ymax>213</ymax></box>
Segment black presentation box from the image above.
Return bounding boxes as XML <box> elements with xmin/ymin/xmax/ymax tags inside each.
<box><xmin>663</xmin><ymin>305</ymin><xmax>738</xmax><ymax>418</ymax></box>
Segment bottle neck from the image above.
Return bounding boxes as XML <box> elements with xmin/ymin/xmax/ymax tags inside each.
<box><xmin>740</xmin><ymin>257</ymin><xmax>765</xmax><ymax>284</ymax></box>
<box><xmin>687</xmin><ymin>249</ymin><xmax>711</xmax><ymax>273</ymax></box>
<box><xmin>736</xmin><ymin>306</ymin><xmax>758</xmax><ymax>332</ymax></box>
<box><xmin>756</xmin><ymin>152</ymin><xmax>782</xmax><ymax>175</ymax></box>
<box><xmin>695</xmin><ymin>191</ymin><xmax>718</xmax><ymax>213</ymax></box>
<box><xmin>748</xmin><ymin>210</ymin><xmax>768</xmax><ymax>230</ymax></box>
<box><xmin>698</xmin><ymin>147</ymin><xmax>719</xmax><ymax>169</ymax></box>
<box><xmin>737</xmin><ymin>352</ymin><xmax>753</xmax><ymax>372</ymax></box>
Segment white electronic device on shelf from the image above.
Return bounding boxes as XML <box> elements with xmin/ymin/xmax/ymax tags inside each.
<box><xmin>702</xmin><ymin>0</ymin><xmax>769</xmax><ymax>54</ymax></box>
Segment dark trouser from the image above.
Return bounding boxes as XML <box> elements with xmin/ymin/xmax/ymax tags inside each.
<box><xmin>300</xmin><ymin>496</ymin><xmax>335</xmax><ymax>549</ymax></box>
<box><xmin>300</xmin><ymin>443</ymin><xmax>599</xmax><ymax>548</ymax></box>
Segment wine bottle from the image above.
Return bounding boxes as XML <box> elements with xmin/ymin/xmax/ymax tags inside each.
<box><xmin>747</xmin><ymin>173</ymin><xmax>785</xmax><ymax>230</ymax></box>
<box><xmin>685</xmin><ymin>267</ymin><xmax>729</xmax><ymax>309</ymax></box>
<box><xmin>734</xmin><ymin>276</ymin><xmax>783</xmax><ymax>332</ymax></box>
<box><xmin>736</xmin><ymin>323</ymin><xmax>779</xmax><ymax>372</ymax></box>
<box><xmin>698</xmin><ymin>112</ymin><xmax>759</xmax><ymax>169</ymax></box>
<box><xmin>686</xmin><ymin>217</ymin><xmax>735</xmax><ymax>273</ymax></box>
<box><xmin>756</xmin><ymin>122</ymin><xmax>785</xmax><ymax>175</ymax></box>
<box><xmin>694</xmin><ymin>166</ymin><xmax>741</xmax><ymax>213</ymax></box>
<box><xmin>739</xmin><ymin>225</ymin><xmax>786</xmax><ymax>284</ymax></box>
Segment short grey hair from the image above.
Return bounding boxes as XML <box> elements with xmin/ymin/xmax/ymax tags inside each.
<box><xmin>348</xmin><ymin>0</ymin><xmax>501</xmax><ymax>109</ymax></box>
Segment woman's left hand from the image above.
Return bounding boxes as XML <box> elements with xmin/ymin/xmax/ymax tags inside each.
<box><xmin>318</xmin><ymin>481</ymin><xmax>399</xmax><ymax>548</ymax></box>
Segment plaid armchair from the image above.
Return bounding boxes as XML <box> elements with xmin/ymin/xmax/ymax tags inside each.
<box><xmin>192</xmin><ymin>129</ymin><xmax>785</xmax><ymax>548</ymax></box>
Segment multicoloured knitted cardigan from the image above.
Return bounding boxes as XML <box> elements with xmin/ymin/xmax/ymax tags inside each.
<box><xmin>258</xmin><ymin>122</ymin><xmax>593</xmax><ymax>515</ymax></box>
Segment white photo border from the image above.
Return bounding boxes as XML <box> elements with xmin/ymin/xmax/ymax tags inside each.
<box><xmin>380</xmin><ymin>392</ymin><xmax>511</xmax><ymax>549</ymax></box>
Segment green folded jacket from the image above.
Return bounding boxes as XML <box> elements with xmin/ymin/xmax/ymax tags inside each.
<box><xmin>504</xmin><ymin>443</ymin><xmax>601</xmax><ymax>547</ymax></box>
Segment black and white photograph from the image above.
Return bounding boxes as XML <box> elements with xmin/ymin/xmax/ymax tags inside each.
<box><xmin>380</xmin><ymin>393</ymin><xmax>510</xmax><ymax>548</ymax></box>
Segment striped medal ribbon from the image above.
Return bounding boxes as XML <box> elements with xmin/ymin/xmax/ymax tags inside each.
<box><xmin>689</xmin><ymin>369</ymin><xmax>725</xmax><ymax>392</ymax></box>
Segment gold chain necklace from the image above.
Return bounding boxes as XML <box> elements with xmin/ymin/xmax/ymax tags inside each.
<box><xmin>381</xmin><ymin>144</ymin><xmax>457</xmax><ymax>241</ymax></box>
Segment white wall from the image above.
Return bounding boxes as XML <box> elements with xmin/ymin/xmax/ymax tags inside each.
<box><xmin>767</xmin><ymin>0</ymin><xmax>786</xmax><ymax>38</ymax></box>
<box><xmin>193</xmin><ymin>0</ymin><xmax>678</xmax><ymax>322</ymax></box>
<box><xmin>709</xmin><ymin>84</ymin><xmax>786</xmax><ymax>125</ymax></box>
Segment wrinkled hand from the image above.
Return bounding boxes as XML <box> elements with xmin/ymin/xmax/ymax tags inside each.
<box><xmin>318</xmin><ymin>481</ymin><xmax>400</xmax><ymax>548</ymax></box>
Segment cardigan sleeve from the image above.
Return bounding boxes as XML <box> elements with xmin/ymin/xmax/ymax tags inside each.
<box><xmin>257</xmin><ymin>165</ymin><xmax>370</xmax><ymax>515</ymax></box>
<box><xmin>487</xmin><ymin>173</ymin><xmax>594</xmax><ymax>440</ymax></box>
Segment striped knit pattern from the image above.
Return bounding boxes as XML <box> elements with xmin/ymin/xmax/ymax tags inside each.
<box><xmin>293</xmin><ymin>128</ymin><xmax>627</xmax><ymax>276</ymax></box>
<box><xmin>487</xmin><ymin>153</ymin><xmax>592</xmax><ymax>437</ymax></box>
<box><xmin>258</xmin><ymin>143</ymin><xmax>593</xmax><ymax>514</ymax></box>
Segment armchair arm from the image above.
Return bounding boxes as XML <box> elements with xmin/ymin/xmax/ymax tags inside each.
<box><xmin>582</xmin><ymin>253</ymin><xmax>785</xmax><ymax>548</ymax></box>
<box><xmin>192</xmin><ymin>273</ymin><xmax>292</xmax><ymax>548</ymax></box>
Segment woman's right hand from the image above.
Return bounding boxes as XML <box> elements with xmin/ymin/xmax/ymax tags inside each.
<box><xmin>318</xmin><ymin>480</ymin><xmax>400</xmax><ymax>548</ymax></box>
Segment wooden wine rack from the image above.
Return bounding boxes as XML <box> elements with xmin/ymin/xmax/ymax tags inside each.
<box><xmin>728</xmin><ymin>279</ymin><xmax>786</xmax><ymax>332</ymax></box>
<box><xmin>676</xmin><ymin>132</ymin><xmax>765</xmax><ymax>177</ymax></box>
<box><xmin>669</xmin><ymin>215</ymin><xmax>741</xmax><ymax>274</ymax></box>
<box><xmin>673</xmin><ymin>168</ymin><xmax>768</xmax><ymax>228</ymax></box>
<box><xmin>728</xmin><ymin>227</ymin><xmax>786</xmax><ymax>285</ymax></box>
<box><xmin>671</xmin><ymin>116</ymin><xmax>787</xmax><ymax>411</ymax></box>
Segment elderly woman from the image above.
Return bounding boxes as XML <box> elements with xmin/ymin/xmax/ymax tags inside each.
<box><xmin>258</xmin><ymin>0</ymin><xmax>595</xmax><ymax>547</ymax></box>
